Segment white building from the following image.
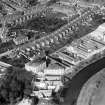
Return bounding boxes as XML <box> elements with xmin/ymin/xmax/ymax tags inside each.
<box><xmin>33</xmin><ymin>81</ymin><xmax>47</xmax><ymax>89</ymax></box>
<box><xmin>45</xmin><ymin>75</ymin><xmax>62</xmax><ymax>81</ymax></box>
<box><xmin>31</xmin><ymin>91</ymin><xmax>43</xmax><ymax>98</ymax></box>
<box><xmin>33</xmin><ymin>81</ymin><xmax>56</xmax><ymax>90</ymax></box>
<box><xmin>90</xmin><ymin>23</ymin><xmax>105</xmax><ymax>42</ymax></box>
<box><xmin>16</xmin><ymin>98</ymin><xmax>32</xmax><ymax>105</ymax></box>
<box><xmin>33</xmin><ymin>80</ymin><xmax>63</xmax><ymax>90</ymax></box>
<box><xmin>44</xmin><ymin>63</ymin><xmax>65</xmax><ymax>76</ymax></box>
<box><xmin>13</xmin><ymin>35</ymin><xmax>28</xmax><ymax>45</ymax></box>
<box><xmin>25</xmin><ymin>59</ymin><xmax>46</xmax><ymax>74</ymax></box>
<box><xmin>32</xmin><ymin>89</ymin><xmax>52</xmax><ymax>98</ymax></box>
<box><xmin>47</xmin><ymin>85</ymin><xmax>56</xmax><ymax>90</ymax></box>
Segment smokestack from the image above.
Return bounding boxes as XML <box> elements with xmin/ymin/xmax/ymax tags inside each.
<box><xmin>45</xmin><ymin>50</ymin><xmax>50</xmax><ymax>67</ymax></box>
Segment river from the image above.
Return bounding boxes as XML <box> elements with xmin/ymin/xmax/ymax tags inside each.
<box><xmin>60</xmin><ymin>57</ymin><xmax>105</xmax><ymax>105</ymax></box>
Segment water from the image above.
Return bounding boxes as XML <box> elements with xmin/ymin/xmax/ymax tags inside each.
<box><xmin>61</xmin><ymin>57</ymin><xmax>105</xmax><ymax>105</ymax></box>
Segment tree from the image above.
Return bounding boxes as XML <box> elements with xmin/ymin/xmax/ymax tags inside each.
<box><xmin>26</xmin><ymin>0</ymin><xmax>39</xmax><ymax>6</ymax></box>
<box><xmin>0</xmin><ymin>67</ymin><xmax>33</xmax><ymax>104</ymax></box>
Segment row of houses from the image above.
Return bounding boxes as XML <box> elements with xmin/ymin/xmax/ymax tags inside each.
<box><xmin>53</xmin><ymin>34</ymin><xmax>104</xmax><ymax>66</ymax></box>
<box><xmin>57</xmin><ymin>22</ymin><xmax>105</xmax><ymax>74</ymax></box>
<box><xmin>1</xmin><ymin>2</ymin><xmax>98</xmax><ymax>43</ymax></box>
<box><xmin>7</xmin><ymin>4</ymin><xmax>100</xmax><ymax>63</ymax></box>
<box><xmin>17</xmin><ymin>5</ymin><xmax>98</xmax><ymax>63</ymax></box>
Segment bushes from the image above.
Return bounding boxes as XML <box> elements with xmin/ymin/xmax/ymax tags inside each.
<box><xmin>26</xmin><ymin>16</ymin><xmax>67</xmax><ymax>33</ymax></box>
<box><xmin>26</xmin><ymin>0</ymin><xmax>38</xmax><ymax>6</ymax></box>
<box><xmin>0</xmin><ymin>67</ymin><xmax>33</xmax><ymax>104</ymax></box>
<box><xmin>0</xmin><ymin>41</ymin><xmax>15</xmax><ymax>54</ymax></box>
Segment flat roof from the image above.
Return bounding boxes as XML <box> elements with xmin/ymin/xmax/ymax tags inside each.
<box><xmin>26</xmin><ymin>59</ymin><xmax>45</xmax><ymax>67</ymax></box>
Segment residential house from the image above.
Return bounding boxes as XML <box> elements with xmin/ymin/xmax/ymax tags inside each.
<box><xmin>13</xmin><ymin>35</ymin><xmax>28</xmax><ymax>45</ymax></box>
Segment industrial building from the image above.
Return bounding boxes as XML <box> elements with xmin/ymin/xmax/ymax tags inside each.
<box><xmin>25</xmin><ymin>59</ymin><xmax>46</xmax><ymax>74</ymax></box>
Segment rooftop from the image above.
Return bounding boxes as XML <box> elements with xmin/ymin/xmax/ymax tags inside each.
<box><xmin>13</xmin><ymin>35</ymin><xmax>28</xmax><ymax>42</ymax></box>
<box><xmin>46</xmin><ymin>63</ymin><xmax>65</xmax><ymax>70</ymax></box>
<box><xmin>26</xmin><ymin>58</ymin><xmax>46</xmax><ymax>67</ymax></box>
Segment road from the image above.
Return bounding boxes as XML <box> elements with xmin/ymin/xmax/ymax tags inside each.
<box><xmin>60</xmin><ymin>57</ymin><xmax>105</xmax><ymax>105</ymax></box>
<box><xmin>0</xmin><ymin>49</ymin><xmax>14</xmax><ymax>58</ymax></box>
